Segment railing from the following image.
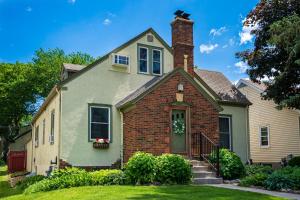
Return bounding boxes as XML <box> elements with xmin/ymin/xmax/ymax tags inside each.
<box><xmin>192</xmin><ymin>132</ymin><xmax>220</xmax><ymax>177</ymax></box>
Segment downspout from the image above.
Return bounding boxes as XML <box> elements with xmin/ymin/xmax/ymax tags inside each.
<box><xmin>30</xmin><ymin>123</ymin><xmax>34</xmax><ymax>173</ymax></box>
<box><xmin>120</xmin><ymin>111</ymin><xmax>124</xmax><ymax>168</ymax></box>
<box><xmin>56</xmin><ymin>87</ymin><xmax>61</xmax><ymax>169</ymax></box>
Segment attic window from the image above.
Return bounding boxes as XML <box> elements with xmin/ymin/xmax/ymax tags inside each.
<box><xmin>113</xmin><ymin>54</ymin><xmax>129</xmax><ymax>66</ymax></box>
<box><xmin>147</xmin><ymin>35</ymin><xmax>154</xmax><ymax>42</ymax></box>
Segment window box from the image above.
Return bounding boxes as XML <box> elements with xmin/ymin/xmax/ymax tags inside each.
<box><xmin>93</xmin><ymin>142</ymin><xmax>109</xmax><ymax>149</ymax></box>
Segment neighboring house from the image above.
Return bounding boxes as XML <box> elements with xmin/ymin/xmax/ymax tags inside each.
<box><xmin>29</xmin><ymin>11</ymin><xmax>251</xmax><ymax>175</ymax></box>
<box><xmin>8</xmin><ymin>126</ymin><xmax>32</xmax><ymax>173</ymax></box>
<box><xmin>237</xmin><ymin>79</ymin><xmax>300</xmax><ymax>167</ymax></box>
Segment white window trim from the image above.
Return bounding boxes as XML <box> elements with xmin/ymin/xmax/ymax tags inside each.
<box><xmin>138</xmin><ymin>46</ymin><xmax>149</xmax><ymax>74</ymax></box>
<box><xmin>112</xmin><ymin>53</ymin><xmax>130</xmax><ymax>67</ymax></box>
<box><xmin>219</xmin><ymin>116</ymin><xmax>232</xmax><ymax>150</ymax></box>
<box><xmin>42</xmin><ymin>119</ymin><xmax>45</xmax><ymax>145</ymax></box>
<box><xmin>50</xmin><ymin>110</ymin><xmax>55</xmax><ymax>145</ymax></box>
<box><xmin>152</xmin><ymin>49</ymin><xmax>162</xmax><ymax>75</ymax></box>
<box><xmin>89</xmin><ymin>105</ymin><xmax>111</xmax><ymax>142</ymax></box>
<box><xmin>259</xmin><ymin>125</ymin><xmax>270</xmax><ymax>148</ymax></box>
<box><xmin>35</xmin><ymin>126</ymin><xmax>39</xmax><ymax>148</ymax></box>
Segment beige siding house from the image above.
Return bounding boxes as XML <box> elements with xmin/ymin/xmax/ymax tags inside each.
<box><xmin>29</xmin><ymin>13</ymin><xmax>251</xmax><ymax>175</ymax></box>
<box><xmin>237</xmin><ymin>79</ymin><xmax>300</xmax><ymax>166</ymax></box>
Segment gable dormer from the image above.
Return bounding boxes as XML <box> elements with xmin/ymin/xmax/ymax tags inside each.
<box><xmin>107</xmin><ymin>28</ymin><xmax>173</xmax><ymax>76</ymax></box>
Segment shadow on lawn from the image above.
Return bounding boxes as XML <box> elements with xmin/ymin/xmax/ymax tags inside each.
<box><xmin>0</xmin><ymin>167</ymin><xmax>23</xmax><ymax>199</ymax></box>
<box><xmin>126</xmin><ymin>185</ymin><xmax>280</xmax><ymax>200</ymax></box>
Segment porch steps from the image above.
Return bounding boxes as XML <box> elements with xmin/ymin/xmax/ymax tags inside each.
<box><xmin>190</xmin><ymin>160</ymin><xmax>223</xmax><ymax>184</ymax></box>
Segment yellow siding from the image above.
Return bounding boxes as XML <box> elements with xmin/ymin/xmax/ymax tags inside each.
<box><xmin>31</xmin><ymin>91</ymin><xmax>60</xmax><ymax>175</ymax></box>
<box><xmin>239</xmin><ymin>85</ymin><xmax>300</xmax><ymax>163</ymax></box>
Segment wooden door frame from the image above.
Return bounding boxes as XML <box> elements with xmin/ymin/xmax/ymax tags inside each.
<box><xmin>169</xmin><ymin>105</ymin><xmax>191</xmax><ymax>158</ymax></box>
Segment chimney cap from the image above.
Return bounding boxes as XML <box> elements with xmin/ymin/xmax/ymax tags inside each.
<box><xmin>174</xmin><ymin>10</ymin><xmax>191</xmax><ymax>20</ymax></box>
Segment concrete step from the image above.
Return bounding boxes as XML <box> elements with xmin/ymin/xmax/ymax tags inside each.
<box><xmin>193</xmin><ymin>171</ymin><xmax>216</xmax><ymax>178</ymax></box>
<box><xmin>189</xmin><ymin>160</ymin><xmax>208</xmax><ymax>166</ymax></box>
<box><xmin>192</xmin><ymin>177</ymin><xmax>223</xmax><ymax>184</ymax></box>
<box><xmin>192</xmin><ymin>165</ymin><xmax>210</xmax><ymax>172</ymax></box>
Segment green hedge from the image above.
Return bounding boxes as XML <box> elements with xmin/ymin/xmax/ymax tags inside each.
<box><xmin>245</xmin><ymin>165</ymin><xmax>273</xmax><ymax>176</ymax></box>
<box><xmin>240</xmin><ymin>173</ymin><xmax>268</xmax><ymax>187</ymax></box>
<box><xmin>218</xmin><ymin>149</ymin><xmax>245</xmax><ymax>180</ymax></box>
<box><xmin>25</xmin><ymin>168</ymin><xmax>125</xmax><ymax>194</ymax></box>
<box><xmin>124</xmin><ymin>152</ymin><xmax>156</xmax><ymax>185</ymax></box>
<box><xmin>288</xmin><ymin>156</ymin><xmax>300</xmax><ymax>167</ymax></box>
<box><xmin>154</xmin><ymin>154</ymin><xmax>191</xmax><ymax>184</ymax></box>
<box><xmin>16</xmin><ymin>175</ymin><xmax>45</xmax><ymax>190</ymax></box>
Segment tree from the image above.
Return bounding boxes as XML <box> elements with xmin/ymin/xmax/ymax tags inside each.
<box><xmin>237</xmin><ymin>0</ymin><xmax>300</xmax><ymax>109</ymax></box>
<box><xmin>0</xmin><ymin>48</ymin><xmax>95</xmax><ymax>160</ymax></box>
<box><xmin>33</xmin><ymin>48</ymin><xmax>95</xmax><ymax>97</ymax></box>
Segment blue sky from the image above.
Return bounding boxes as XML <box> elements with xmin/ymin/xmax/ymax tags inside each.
<box><xmin>0</xmin><ymin>0</ymin><xmax>258</xmax><ymax>82</ymax></box>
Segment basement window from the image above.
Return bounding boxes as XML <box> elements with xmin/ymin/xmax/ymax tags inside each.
<box><xmin>89</xmin><ymin>105</ymin><xmax>111</xmax><ymax>142</ymax></box>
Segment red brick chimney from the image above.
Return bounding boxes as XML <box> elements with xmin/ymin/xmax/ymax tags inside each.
<box><xmin>171</xmin><ymin>10</ymin><xmax>194</xmax><ymax>76</ymax></box>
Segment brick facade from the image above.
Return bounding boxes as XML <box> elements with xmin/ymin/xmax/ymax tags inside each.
<box><xmin>123</xmin><ymin>71</ymin><xmax>219</xmax><ymax>162</ymax></box>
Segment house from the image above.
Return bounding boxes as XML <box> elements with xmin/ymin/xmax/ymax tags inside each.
<box><xmin>8</xmin><ymin>126</ymin><xmax>31</xmax><ymax>173</ymax></box>
<box><xmin>237</xmin><ymin>79</ymin><xmax>300</xmax><ymax>167</ymax></box>
<box><xmin>28</xmin><ymin>11</ymin><xmax>251</xmax><ymax>175</ymax></box>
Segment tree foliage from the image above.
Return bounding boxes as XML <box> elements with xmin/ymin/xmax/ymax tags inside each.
<box><xmin>237</xmin><ymin>0</ymin><xmax>300</xmax><ymax>109</ymax></box>
<box><xmin>0</xmin><ymin>48</ymin><xmax>95</xmax><ymax>156</ymax></box>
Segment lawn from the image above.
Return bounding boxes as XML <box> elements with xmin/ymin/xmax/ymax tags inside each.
<box><xmin>0</xmin><ymin>166</ymin><xmax>22</xmax><ymax>199</ymax></box>
<box><xmin>0</xmin><ymin>166</ymin><xmax>285</xmax><ymax>200</ymax></box>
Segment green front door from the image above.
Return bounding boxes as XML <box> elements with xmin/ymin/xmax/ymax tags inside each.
<box><xmin>171</xmin><ymin>110</ymin><xmax>186</xmax><ymax>153</ymax></box>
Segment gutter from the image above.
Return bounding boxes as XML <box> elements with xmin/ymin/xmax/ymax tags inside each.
<box><xmin>57</xmin><ymin>87</ymin><xmax>61</xmax><ymax>169</ymax></box>
<box><xmin>120</xmin><ymin>111</ymin><xmax>124</xmax><ymax>168</ymax></box>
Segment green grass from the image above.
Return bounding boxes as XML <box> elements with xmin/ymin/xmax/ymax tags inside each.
<box><xmin>0</xmin><ymin>165</ymin><xmax>285</xmax><ymax>200</ymax></box>
<box><xmin>0</xmin><ymin>166</ymin><xmax>22</xmax><ymax>199</ymax></box>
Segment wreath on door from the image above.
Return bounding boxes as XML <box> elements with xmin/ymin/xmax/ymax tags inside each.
<box><xmin>172</xmin><ymin>119</ymin><xmax>185</xmax><ymax>136</ymax></box>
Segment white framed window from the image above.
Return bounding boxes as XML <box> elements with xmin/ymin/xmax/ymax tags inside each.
<box><xmin>219</xmin><ymin>116</ymin><xmax>232</xmax><ymax>150</ymax></box>
<box><xmin>35</xmin><ymin>126</ymin><xmax>39</xmax><ymax>147</ymax></box>
<box><xmin>152</xmin><ymin>49</ymin><xmax>162</xmax><ymax>75</ymax></box>
<box><xmin>259</xmin><ymin>126</ymin><xmax>270</xmax><ymax>147</ymax></box>
<box><xmin>42</xmin><ymin>119</ymin><xmax>45</xmax><ymax>145</ymax></box>
<box><xmin>50</xmin><ymin>110</ymin><xmax>55</xmax><ymax>144</ymax></box>
<box><xmin>138</xmin><ymin>47</ymin><xmax>149</xmax><ymax>74</ymax></box>
<box><xmin>112</xmin><ymin>54</ymin><xmax>130</xmax><ymax>66</ymax></box>
<box><xmin>89</xmin><ymin>105</ymin><xmax>111</xmax><ymax>141</ymax></box>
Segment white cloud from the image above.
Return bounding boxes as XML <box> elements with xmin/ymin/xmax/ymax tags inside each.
<box><xmin>103</xmin><ymin>18</ymin><xmax>112</xmax><ymax>26</ymax></box>
<box><xmin>229</xmin><ymin>38</ymin><xmax>235</xmax><ymax>46</ymax></box>
<box><xmin>68</xmin><ymin>0</ymin><xmax>76</xmax><ymax>4</ymax></box>
<box><xmin>239</xmin><ymin>18</ymin><xmax>258</xmax><ymax>45</ymax></box>
<box><xmin>209</xmin><ymin>27</ymin><xmax>227</xmax><ymax>37</ymax></box>
<box><xmin>107</xmin><ymin>12</ymin><xmax>116</xmax><ymax>18</ymax></box>
<box><xmin>222</xmin><ymin>44</ymin><xmax>228</xmax><ymax>49</ymax></box>
<box><xmin>234</xmin><ymin>61</ymin><xmax>248</xmax><ymax>73</ymax></box>
<box><xmin>199</xmin><ymin>44</ymin><xmax>218</xmax><ymax>54</ymax></box>
<box><xmin>26</xmin><ymin>6</ymin><xmax>32</xmax><ymax>12</ymax></box>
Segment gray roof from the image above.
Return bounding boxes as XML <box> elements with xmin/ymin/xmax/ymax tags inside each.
<box><xmin>194</xmin><ymin>69</ymin><xmax>251</xmax><ymax>105</ymax></box>
<box><xmin>63</xmin><ymin>63</ymin><xmax>86</xmax><ymax>72</ymax></box>
<box><xmin>116</xmin><ymin>75</ymin><xmax>166</xmax><ymax>108</ymax></box>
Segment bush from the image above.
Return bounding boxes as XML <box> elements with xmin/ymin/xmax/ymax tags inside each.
<box><xmin>264</xmin><ymin>170</ymin><xmax>295</xmax><ymax>191</ymax></box>
<box><xmin>218</xmin><ymin>149</ymin><xmax>245</xmax><ymax>180</ymax></box>
<box><xmin>16</xmin><ymin>175</ymin><xmax>45</xmax><ymax>190</ymax></box>
<box><xmin>288</xmin><ymin>156</ymin><xmax>300</xmax><ymax>167</ymax></box>
<box><xmin>239</xmin><ymin>173</ymin><xmax>268</xmax><ymax>187</ymax></box>
<box><xmin>0</xmin><ymin>159</ymin><xmax>5</xmax><ymax>166</ymax></box>
<box><xmin>245</xmin><ymin>165</ymin><xmax>273</xmax><ymax>176</ymax></box>
<box><xmin>154</xmin><ymin>154</ymin><xmax>191</xmax><ymax>184</ymax></box>
<box><xmin>25</xmin><ymin>167</ymin><xmax>92</xmax><ymax>194</ymax></box>
<box><xmin>124</xmin><ymin>152</ymin><xmax>155</xmax><ymax>185</ymax></box>
<box><xmin>90</xmin><ymin>169</ymin><xmax>125</xmax><ymax>185</ymax></box>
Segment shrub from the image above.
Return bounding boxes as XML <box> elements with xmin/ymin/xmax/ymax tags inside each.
<box><xmin>25</xmin><ymin>167</ymin><xmax>92</xmax><ymax>194</ymax></box>
<box><xmin>90</xmin><ymin>169</ymin><xmax>125</xmax><ymax>185</ymax></box>
<box><xmin>0</xmin><ymin>159</ymin><xmax>5</xmax><ymax>166</ymax></box>
<box><xmin>218</xmin><ymin>149</ymin><xmax>245</xmax><ymax>180</ymax></box>
<box><xmin>288</xmin><ymin>156</ymin><xmax>300</xmax><ymax>167</ymax></box>
<box><xmin>16</xmin><ymin>175</ymin><xmax>45</xmax><ymax>190</ymax></box>
<box><xmin>245</xmin><ymin>165</ymin><xmax>273</xmax><ymax>176</ymax></box>
<box><xmin>124</xmin><ymin>152</ymin><xmax>155</xmax><ymax>185</ymax></box>
<box><xmin>154</xmin><ymin>154</ymin><xmax>191</xmax><ymax>184</ymax></box>
<box><xmin>264</xmin><ymin>170</ymin><xmax>295</xmax><ymax>191</ymax></box>
<box><xmin>239</xmin><ymin>173</ymin><xmax>268</xmax><ymax>187</ymax></box>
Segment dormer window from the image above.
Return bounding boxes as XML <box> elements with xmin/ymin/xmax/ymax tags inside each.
<box><xmin>113</xmin><ymin>54</ymin><xmax>130</xmax><ymax>66</ymax></box>
<box><xmin>138</xmin><ymin>44</ymin><xmax>163</xmax><ymax>75</ymax></box>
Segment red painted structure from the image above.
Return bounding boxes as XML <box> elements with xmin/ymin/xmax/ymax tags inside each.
<box><xmin>8</xmin><ymin>151</ymin><xmax>26</xmax><ymax>173</ymax></box>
